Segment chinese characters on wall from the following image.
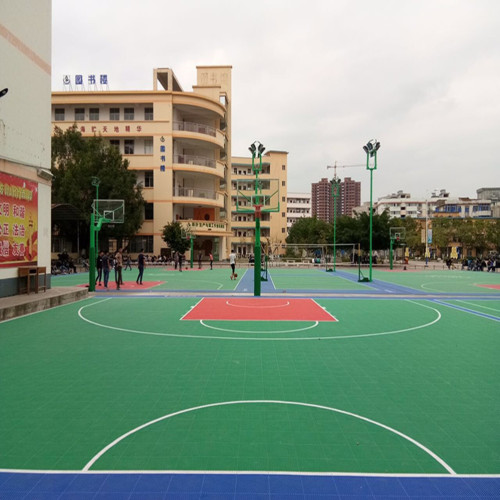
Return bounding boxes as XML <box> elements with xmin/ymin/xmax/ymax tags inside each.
<box><xmin>0</xmin><ymin>172</ymin><xmax>38</xmax><ymax>267</ymax></box>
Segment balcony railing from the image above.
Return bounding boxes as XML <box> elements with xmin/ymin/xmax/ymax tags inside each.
<box><xmin>174</xmin><ymin>154</ymin><xmax>216</xmax><ymax>169</ymax></box>
<box><xmin>175</xmin><ymin>187</ymin><xmax>218</xmax><ymax>200</ymax></box>
<box><xmin>173</xmin><ymin>121</ymin><xmax>216</xmax><ymax>137</ymax></box>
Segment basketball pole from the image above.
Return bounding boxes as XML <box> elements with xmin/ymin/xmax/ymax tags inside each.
<box><xmin>89</xmin><ymin>212</ymin><xmax>96</xmax><ymax>292</ymax></box>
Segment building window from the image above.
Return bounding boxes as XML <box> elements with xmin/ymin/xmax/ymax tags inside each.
<box><xmin>144</xmin><ymin>202</ymin><xmax>154</xmax><ymax>220</ymax></box>
<box><xmin>282</xmin><ymin>228</ymin><xmax>286</xmax><ymax>233</ymax></box>
<box><xmin>129</xmin><ymin>235</ymin><xmax>153</xmax><ymax>253</ymax></box>
<box><xmin>282</xmin><ymin>165</ymin><xmax>286</xmax><ymax>170</ymax></box>
<box><xmin>144</xmin><ymin>138</ymin><xmax>153</xmax><ymax>154</ymax></box>
<box><xmin>144</xmin><ymin>170</ymin><xmax>154</xmax><ymax>187</ymax></box>
<box><xmin>110</xmin><ymin>108</ymin><xmax>120</xmax><ymax>120</ymax></box>
<box><xmin>109</xmin><ymin>140</ymin><xmax>120</xmax><ymax>150</ymax></box>
<box><xmin>282</xmin><ymin>212</ymin><xmax>285</xmax><ymax>217</ymax></box>
<box><xmin>75</xmin><ymin>108</ymin><xmax>84</xmax><ymax>121</ymax></box>
<box><xmin>55</xmin><ymin>108</ymin><xmax>65</xmax><ymax>121</ymax></box>
<box><xmin>282</xmin><ymin>181</ymin><xmax>286</xmax><ymax>186</ymax></box>
<box><xmin>124</xmin><ymin>140</ymin><xmax>134</xmax><ymax>154</ymax></box>
<box><xmin>124</xmin><ymin>107</ymin><xmax>134</xmax><ymax>120</ymax></box>
<box><xmin>89</xmin><ymin>108</ymin><xmax>99</xmax><ymax>120</ymax></box>
<box><xmin>145</xmin><ymin>107</ymin><xmax>153</xmax><ymax>120</ymax></box>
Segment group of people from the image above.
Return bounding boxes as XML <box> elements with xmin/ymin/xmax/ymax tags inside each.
<box><xmin>52</xmin><ymin>250</ymin><xmax>77</xmax><ymax>274</ymax></box>
<box><xmin>462</xmin><ymin>256</ymin><xmax>498</xmax><ymax>272</ymax></box>
<box><xmin>94</xmin><ymin>249</ymin><xmax>238</xmax><ymax>287</ymax></box>
<box><xmin>96</xmin><ymin>248</ymin><xmax>146</xmax><ymax>289</ymax></box>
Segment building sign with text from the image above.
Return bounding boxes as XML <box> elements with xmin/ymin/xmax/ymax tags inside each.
<box><xmin>0</xmin><ymin>172</ymin><xmax>38</xmax><ymax>267</ymax></box>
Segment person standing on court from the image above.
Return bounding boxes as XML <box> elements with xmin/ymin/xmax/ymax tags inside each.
<box><xmin>124</xmin><ymin>251</ymin><xmax>132</xmax><ymax>271</ymax></box>
<box><xmin>178</xmin><ymin>251</ymin><xmax>183</xmax><ymax>272</ymax></box>
<box><xmin>209</xmin><ymin>252</ymin><xmax>213</xmax><ymax>270</ymax></box>
<box><xmin>136</xmin><ymin>248</ymin><xmax>145</xmax><ymax>285</ymax></box>
<box><xmin>198</xmin><ymin>251</ymin><xmax>202</xmax><ymax>269</ymax></box>
<box><xmin>115</xmin><ymin>248</ymin><xmax>123</xmax><ymax>289</ymax></box>
<box><xmin>229</xmin><ymin>250</ymin><xmax>237</xmax><ymax>280</ymax></box>
<box><xmin>102</xmin><ymin>250</ymin><xmax>111</xmax><ymax>289</ymax></box>
<box><xmin>96</xmin><ymin>250</ymin><xmax>103</xmax><ymax>286</ymax></box>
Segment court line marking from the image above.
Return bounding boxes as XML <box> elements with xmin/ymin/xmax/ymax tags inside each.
<box><xmin>199</xmin><ymin>320</ymin><xmax>319</xmax><ymax>334</ymax></box>
<box><xmin>3</xmin><ymin>469</ymin><xmax>499</xmax><ymax>478</ymax></box>
<box><xmin>456</xmin><ymin>299</ymin><xmax>500</xmax><ymax>313</ymax></box>
<box><xmin>77</xmin><ymin>299</ymin><xmax>441</xmax><ymax>341</ymax></box>
<box><xmin>225</xmin><ymin>300</ymin><xmax>291</xmax><ymax>308</ymax></box>
<box><xmin>311</xmin><ymin>298</ymin><xmax>338</xmax><ymax>321</ymax></box>
<box><xmin>179</xmin><ymin>298</ymin><xmax>204</xmax><ymax>321</ymax></box>
<box><xmin>432</xmin><ymin>300</ymin><xmax>500</xmax><ymax>322</ymax></box>
<box><xmin>82</xmin><ymin>400</ymin><xmax>455</xmax><ymax>474</ymax></box>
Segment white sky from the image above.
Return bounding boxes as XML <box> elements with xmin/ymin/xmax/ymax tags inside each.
<box><xmin>52</xmin><ymin>0</ymin><xmax>500</xmax><ymax>202</ymax></box>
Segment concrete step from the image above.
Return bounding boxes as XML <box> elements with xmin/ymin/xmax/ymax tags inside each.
<box><xmin>0</xmin><ymin>287</ymin><xmax>89</xmax><ymax>322</ymax></box>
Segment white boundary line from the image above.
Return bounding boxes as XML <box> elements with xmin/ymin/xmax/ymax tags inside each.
<box><xmin>311</xmin><ymin>298</ymin><xmax>338</xmax><ymax>321</ymax></box>
<box><xmin>199</xmin><ymin>320</ymin><xmax>319</xmax><ymax>334</ymax></box>
<box><xmin>179</xmin><ymin>297</ymin><xmax>204</xmax><ymax>321</ymax></box>
<box><xmin>225</xmin><ymin>300</ymin><xmax>291</xmax><ymax>308</ymax></box>
<box><xmin>82</xmin><ymin>400</ymin><xmax>456</xmax><ymax>474</ymax></box>
<box><xmin>456</xmin><ymin>299</ymin><xmax>500</xmax><ymax>314</ymax></box>
<box><xmin>2</xmin><ymin>468</ymin><xmax>499</xmax><ymax>478</ymax></box>
<box><xmin>77</xmin><ymin>299</ymin><xmax>441</xmax><ymax>341</ymax></box>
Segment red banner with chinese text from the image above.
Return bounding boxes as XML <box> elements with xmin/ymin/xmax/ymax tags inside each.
<box><xmin>0</xmin><ymin>172</ymin><xmax>38</xmax><ymax>267</ymax></box>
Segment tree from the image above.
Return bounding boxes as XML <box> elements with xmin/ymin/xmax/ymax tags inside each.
<box><xmin>286</xmin><ymin>217</ymin><xmax>332</xmax><ymax>245</ymax></box>
<box><xmin>51</xmin><ymin>126</ymin><xmax>145</xmax><ymax>250</ymax></box>
<box><xmin>162</xmin><ymin>222</ymin><xmax>191</xmax><ymax>254</ymax></box>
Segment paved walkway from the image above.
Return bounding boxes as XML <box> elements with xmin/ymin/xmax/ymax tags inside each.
<box><xmin>0</xmin><ymin>286</ymin><xmax>88</xmax><ymax>322</ymax></box>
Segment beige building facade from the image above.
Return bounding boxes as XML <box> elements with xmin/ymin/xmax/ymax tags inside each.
<box><xmin>230</xmin><ymin>151</ymin><xmax>288</xmax><ymax>258</ymax></box>
<box><xmin>52</xmin><ymin>66</ymin><xmax>233</xmax><ymax>260</ymax></box>
<box><xmin>0</xmin><ymin>0</ymin><xmax>52</xmax><ymax>298</ymax></box>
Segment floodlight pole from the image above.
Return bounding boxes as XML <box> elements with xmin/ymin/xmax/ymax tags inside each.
<box><xmin>330</xmin><ymin>177</ymin><xmax>341</xmax><ymax>272</ymax></box>
<box><xmin>363</xmin><ymin>141</ymin><xmax>380</xmax><ymax>282</ymax></box>
<box><xmin>250</xmin><ymin>141</ymin><xmax>265</xmax><ymax>297</ymax></box>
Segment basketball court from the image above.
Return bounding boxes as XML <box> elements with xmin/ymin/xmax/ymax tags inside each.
<box><xmin>0</xmin><ymin>266</ymin><xmax>498</xmax><ymax>498</ymax></box>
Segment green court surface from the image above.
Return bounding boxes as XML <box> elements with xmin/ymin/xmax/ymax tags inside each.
<box><xmin>342</xmin><ymin>267</ymin><xmax>500</xmax><ymax>294</ymax></box>
<box><xmin>1</xmin><ymin>267</ymin><xmax>499</xmax><ymax>478</ymax></box>
<box><xmin>53</xmin><ymin>267</ymin><xmax>241</xmax><ymax>291</ymax></box>
<box><xmin>267</xmin><ymin>268</ymin><xmax>371</xmax><ymax>291</ymax></box>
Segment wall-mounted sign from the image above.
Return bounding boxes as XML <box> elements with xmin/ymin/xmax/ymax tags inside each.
<box><xmin>63</xmin><ymin>74</ymin><xmax>109</xmax><ymax>90</ymax></box>
<box><xmin>0</xmin><ymin>172</ymin><xmax>38</xmax><ymax>267</ymax></box>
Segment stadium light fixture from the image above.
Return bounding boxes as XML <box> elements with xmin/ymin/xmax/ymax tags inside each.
<box><xmin>363</xmin><ymin>139</ymin><xmax>380</xmax><ymax>282</ymax></box>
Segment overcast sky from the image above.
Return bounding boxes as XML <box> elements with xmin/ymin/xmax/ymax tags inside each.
<box><xmin>52</xmin><ymin>0</ymin><xmax>500</xmax><ymax>202</ymax></box>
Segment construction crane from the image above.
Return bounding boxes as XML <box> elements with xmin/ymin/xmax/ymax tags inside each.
<box><xmin>326</xmin><ymin>161</ymin><xmax>365</xmax><ymax>180</ymax></box>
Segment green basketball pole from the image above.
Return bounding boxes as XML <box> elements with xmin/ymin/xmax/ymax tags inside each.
<box><xmin>89</xmin><ymin>212</ymin><xmax>96</xmax><ymax>292</ymax></box>
<box><xmin>390</xmin><ymin>237</ymin><xmax>394</xmax><ymax>270</ymax></box>
<box><xmin>190</xmin><ymin>236</ymin><xmax>194</xmax><ymax>269</ymax></box>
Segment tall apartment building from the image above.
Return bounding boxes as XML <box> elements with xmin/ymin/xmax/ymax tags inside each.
<box><xmin>341</xmin><ymin>177</ymin><xmax>361</xmax><ymax>216</ymax></box>
<box><xmin>287</xmin><ymin>192</ymin><xmax>311</xmax><ymax>231</ymax></box>
<box><xmin>230</xmin><ymin>151</ymin><xmax>288</xmax><ymax>257</ymax></box>
<box><xmin>52</xmin><ymin>66</ymin><xmax>233</xmax><ymax>260</ymax></box>
<box><xmin>311</xmin><ymin>178</ymin><xmax>332</xmax><ymax>222</ymax></box>
<box><xmin>311</xmin><ymin>177</ymin><xmax>360</xmax><ymax>222</ymax></box>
